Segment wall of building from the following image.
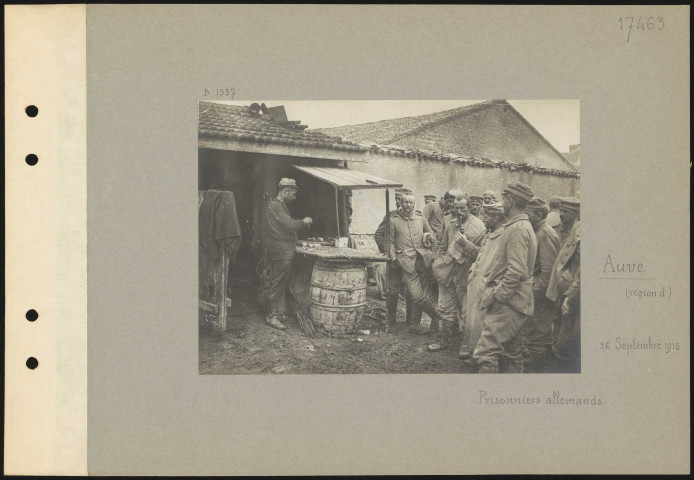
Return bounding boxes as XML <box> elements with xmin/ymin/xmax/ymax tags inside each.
<box><xmin>348</xmin><ymin>155</ymin><xmax>579</xmax><ymax>234</ymax></box>
<box><xmin>393</xmin><ymin>104</ymin><xmax>575</xmax><ymax>172</ymax></box>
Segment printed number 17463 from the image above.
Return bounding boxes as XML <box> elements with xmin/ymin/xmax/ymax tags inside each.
<box><xmin>619</xmin><ymin>16</ymin><xmax>664</xmax><ymax>43</ymax></box>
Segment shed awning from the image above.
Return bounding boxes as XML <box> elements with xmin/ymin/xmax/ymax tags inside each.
<box><xmin>292</xmin><ymin>165</ymin><xmax>402</xmax><ymax>190</ymax></box>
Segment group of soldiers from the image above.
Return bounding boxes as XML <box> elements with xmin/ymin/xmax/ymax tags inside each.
<box><xmin>373</xmin><ymin>184</ymin><xmax>580</xmax><ymax>373</ymax></box>
<box><xmin>262</xmin><ymin>177</ymin><xmax>580</xmax><ymax>374</ymax></box>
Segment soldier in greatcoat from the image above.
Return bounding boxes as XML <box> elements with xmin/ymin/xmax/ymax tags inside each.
<box><xmin>386</xmin><ymin>193</ymin><xmax>443</xmax><ymax>332</ymax></box>
<box><xmin>472</xmin><ymin>182</ymin><xmax>537</xmax><ymax>373</ymax></box>
<box><xmin>374</xmin><ymin>188</ymin><xmax>421</xmax><ymax>325</ymax></box>
<box><xmin>459</xmin><ymin>202</ymin><xmax>506</xmax><ymax>362</ymax></box>
<box><xmin>546</xmin><ymin>200</ymin><xmax>580</xmax><ymax>373</ymax></box>
<box><xmin>522</xmin><ymin>196</ymin><xmax>561</xmax><ymax>372</ymax></box>
<box><xmin>553</xmin><ymin>196</ymin><xmax>579</xmax><ymax>247</ymax></box>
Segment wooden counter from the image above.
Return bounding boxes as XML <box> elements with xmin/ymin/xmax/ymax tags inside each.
<box><xmin>295</xmin><ymin>245</ymin><xmax>387</xmax><ymax>262</ymax></box>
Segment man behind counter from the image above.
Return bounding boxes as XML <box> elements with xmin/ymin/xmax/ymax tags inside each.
<box><xmin>264</xmin><ymin>178</ymin><xmax>312</xmax><ymax>331</ymax></box>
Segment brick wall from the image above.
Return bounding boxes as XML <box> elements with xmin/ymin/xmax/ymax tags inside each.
<box><xmin>393</xmin><ymin>104</ymin><xmax>575</xmax><ymax>172</ymax></box>
<box><xmin>348</xmin><ymin>155</ymin><xmax>579</xmax><ymax>234</ymax></box>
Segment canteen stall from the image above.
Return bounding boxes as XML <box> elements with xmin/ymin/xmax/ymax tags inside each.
<box><xmin>286</xmin><ymin>166</ymin><xmax>400</xmax><ymax>334</ymax></box>
<box><xmin>198</xmin><ymin>101</ymin><xmax>401</xmax><ymax>333</ymax></box>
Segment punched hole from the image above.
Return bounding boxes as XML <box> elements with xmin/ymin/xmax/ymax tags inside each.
<box><xmin>26</xmin><ymin>309</ymin><xmax>39</xmax><ymax>322</ymax></box>
<box><xmin>25</xmin><ymin>154</ymin><xmax>39</xmax><ymax>166</ymax></box>
<box><xmin>26</xmin><ymin>357</ymin><xmax>39</xmax><ymax>370</ymax></box>
<box><xmin>25</xmin><ymin>105</ymin><xmax>39</xmax><ymax>117</ymax></box>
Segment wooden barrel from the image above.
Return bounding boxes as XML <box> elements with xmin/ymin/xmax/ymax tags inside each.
<box><xmin>309</xmin><ymin>260</ymin><xmax>367</xmax><ymax>334</ymax></box>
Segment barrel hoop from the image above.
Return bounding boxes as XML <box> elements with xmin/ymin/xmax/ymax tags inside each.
<box><xmin>309</xmin><ymin>282</ymin><xmax>366</xmax><ymax>291</ymax></box>
<box><xmin>310</xmin><ymin>301</ymin><xmax>367</xmax><ymax>309</ymax></box>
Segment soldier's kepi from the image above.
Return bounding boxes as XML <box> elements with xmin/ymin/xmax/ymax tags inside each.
<box><xmin>263</xmin><ymin>178</ymin><xmax>312</xmax><ymax>331</ymax></box>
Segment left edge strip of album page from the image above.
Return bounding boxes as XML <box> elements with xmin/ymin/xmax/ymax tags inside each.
<box><xmin>4</xmin><ymin>5</ymin><xmax>88</xmax><ymax>475</ymax></box>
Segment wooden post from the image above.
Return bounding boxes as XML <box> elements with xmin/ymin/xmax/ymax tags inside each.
<box><xmin>336</xmin><ymin>188</ymin><xmax>353</xmax><ymax>246</ymax></box>
<box><xmin>384</xmin><ymin>189</ymin><xmax>390</xmax><ymax>333</ymax></box>
<box><xmin>217</xmin><ymin>247</ymin><xmax>228</xmax><ymax>332</ymax></box>
<box><xmin>334</xmin><ymin>187</ymin><xmax>341</xmax><ymax>238</ymax></box>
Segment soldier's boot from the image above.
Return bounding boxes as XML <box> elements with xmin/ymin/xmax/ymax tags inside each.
<box><xmin>265</xmin><ymin>309</ymin><xmax>286</xmax><ymax>331</ymax></box>
<box><xmin>405</xmin><ymin>295</ymin><xmax>416</xmax><ymax>325</ymax></box>
<box><xmin>426</xmin><ymin>319</ymin><xmax>457</xmax><ymax>352</ymax></box>
<box><xmin>503</xmin><ymin>357</ymin><xmax>524</xmax><ymax>374</ymax></box>
<box><xmin>411</xmin><ymin>299</ymin><xmax>441</xmax><ymax>335</ymax></box>
<box><xmin>265</xmin><ymin>300</ymin><xmax>287</xmax><ymax>331</ymax></box>
<box><xmin>524</xmin><ymin>351</ymin><xmax>546</xmax><ymax>373</ymax></box>
<box><xmin>458</xmin><ymin>344</ymin><xmax>473</xmax><ymax>360</ymax></box>
<box><xmin>427</xmin><ymin>307</ymin><xmax>439</xmax><ymax>334</ymax></box>
<box><xmin>386</xmin><ymin>294</ymin><xmax>399</xmax><ymax>326</ymax></box>
<box><xmin>547</xmin><ymin>351</ymin><xmax>569</xmax><ymax>373</ymax></box>
<box><xmin>458</xmin><ymin>335</ymin><xmax>474</xmax><ymax>360</ymax></box>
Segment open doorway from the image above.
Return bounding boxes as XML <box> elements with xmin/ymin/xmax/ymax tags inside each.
<box><xmin>199</xmin><ymin>149</ymin><xmax>259</xmax><ymax>292</ymax></box>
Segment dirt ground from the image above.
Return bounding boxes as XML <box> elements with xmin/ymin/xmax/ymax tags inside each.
<box><xmin>199</xmin><ymin>284</ymin><xmax>475</xmax><ymax>375</ymax></box>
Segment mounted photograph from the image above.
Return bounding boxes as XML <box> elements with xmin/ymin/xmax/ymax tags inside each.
<box><xmin>198</xmin><ymin>100</ymin><xmax>580</xmax><ymax>375</ymax></box>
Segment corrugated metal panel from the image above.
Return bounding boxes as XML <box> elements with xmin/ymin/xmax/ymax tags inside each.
<box><xmin>292</xmin><ymin>165</ymin><xmax>402</xmax><ymax>190</ymax></box>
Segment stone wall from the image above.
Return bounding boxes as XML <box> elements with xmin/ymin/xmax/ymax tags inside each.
<box><xmin>348</xmin><ymin>155</ymin><xmax>579</xmax><ymax>234</ymax></box>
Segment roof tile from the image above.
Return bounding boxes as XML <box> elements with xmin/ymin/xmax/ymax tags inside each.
<box><xmin>198</xmin><ymin>101</ymin><xmax>368</xmax><ymax>153</ymax></box>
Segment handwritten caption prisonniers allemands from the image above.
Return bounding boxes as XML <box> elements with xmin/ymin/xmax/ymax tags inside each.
<box><xmin>478</xmin><ymin>390</ymin><xmax>605</xmax><ymax>406</ymax></box>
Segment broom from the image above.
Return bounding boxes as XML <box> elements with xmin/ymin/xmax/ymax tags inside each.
<box><xmin>295</xmin><ymin>303</ymin><xmax>317</xmax><ymax>338</ymax></box>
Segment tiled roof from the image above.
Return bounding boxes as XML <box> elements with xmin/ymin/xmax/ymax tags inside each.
<box><xmin>198</xmin><ymin>101</ymin><xmax>579</xmax><ymax>179</ymax></box>
<box><xmin>198</xmin><ymin>101</ymin><xmax>369</xmax><ymax>153</ymax></box>
<box><xmin>365</xmin><ymin>144</ymin><xmax>580</xmax><ymax>178</ymax></box>
<box><xmin>315</xmin><ymin>100</ymin><xmax>503</xmax><ymax>145</ymax></box>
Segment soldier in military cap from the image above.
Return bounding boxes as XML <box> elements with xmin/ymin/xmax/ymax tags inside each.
<box><xmin>472</xmin><ymin>182</ymin><xmax>537</xmax><ymax>373</ymax></box>
<box><xmin>482</xmin><ymin>190</ymin><xmax>499</xmax><ymax>205</ymax></box>
<box><xmin>263</xmin><ymin>178</ymin><xmax>312</xmax><ymax>331</ymax></box>
<box><xmin>460</xmin><ymin>201</ymin><xmax>507</xmax><ymax>362</ymax></box>
<box><xmin>546</xmin><ymin>199</ymin><xmax>580</xmax><ymax>373</ymax></box>
<box><xmin>521</xmin><ymin>196</ymin><xmax>561</xmax><ymax>372</ymax></box>
<box><xmin>554</xmin><ymin>197</ymin><xmax>580</xmax><ymax>247</ymax></box>
<box><xmin>546</xmin><ymin>195</ymin><xmax>562</xmax><ymax>230</ymax></box>
<box><xmin>469</xmin><ymin>195</ymin><xmax>484</xmax><ymax>218</ymax></box>
<box><xmin>371</xmin><ymin>191</ymin><xmax>404</xmax><ymax>301</ymax></box>
<box><xmin>374</xmin><ymin>187</ymin><xmax>412</xmax><ymax>300</ymax></box>
<box><xmin>424</xmin><ymin>194</ymin><xmax>437</xmax><ymax>205</ymax></box>
<box><xmin>374</xmin><ymin>188</ymin><xmax>406</xmax><ymax>254</ymax></box>
<box><xmin>373</xmin><ymin>188</ymin><xmax>418</xmax><ymax>320</ymax></box>
<box><xmin>422</xmin><ymin>188</ymin><xmax>461</xmax><ymax>244</ymax></box>
<box><xmin>386</xmin><ymin>192</ymin><xmax>443</xmax><ymax>333</ymax></box>
<box><xmin>427</xmin><ymin>194</ymin><xmax>487</xmax><ymax>352</ymax></box>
